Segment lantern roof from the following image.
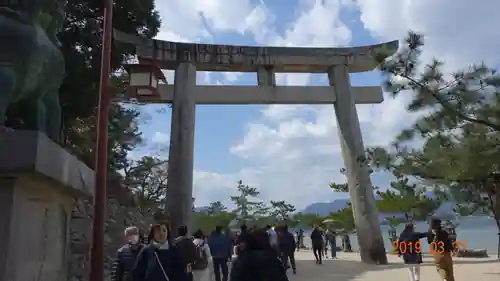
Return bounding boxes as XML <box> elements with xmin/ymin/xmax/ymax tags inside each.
<box><xmin>123</xmin><ymin>59</ymin><xmax>166</xmax><ymax>81</ymax></box>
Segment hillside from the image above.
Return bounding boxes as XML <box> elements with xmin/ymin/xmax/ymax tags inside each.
<box><xmin>301</xmin><ymin>196</ymin><xmax>458</xmax><ymax>221</ymax></box>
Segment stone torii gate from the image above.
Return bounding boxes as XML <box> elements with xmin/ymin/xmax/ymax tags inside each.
<box><xmin>115</xmin><ymin>31</ymin><xmax>398</xmax><ymax>264</ymax></box>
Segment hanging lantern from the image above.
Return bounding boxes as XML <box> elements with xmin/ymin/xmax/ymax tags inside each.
<box><xmin>123</xmin><ymin>59</ymin><xmax>166</xmax><ymax>101</ymax></box>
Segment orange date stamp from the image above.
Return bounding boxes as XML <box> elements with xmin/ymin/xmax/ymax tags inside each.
<box><xmin>393</xmin><ymin>240</ymin><xmax>466</xmax><ymax>254</ymax></box>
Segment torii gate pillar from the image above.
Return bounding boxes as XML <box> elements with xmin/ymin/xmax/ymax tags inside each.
<box><xmin>165</xmin><ymin>63</ymin><xmax>196</xmax><ymax>234</ymax></box>
<box><xmin>329</xmin><ymin>65</ymin><xmax>387</xmax><ymax>264</ymax></box>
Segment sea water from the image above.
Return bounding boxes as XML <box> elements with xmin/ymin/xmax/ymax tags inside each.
<box><xmin>304</xmin><ymin>216</ymin><xmax>499</xmax><ymax>253</ymax></box>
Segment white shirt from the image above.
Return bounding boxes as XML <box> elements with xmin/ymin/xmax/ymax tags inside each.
<box><xmin>193</xmin><ymin>238</ymin><xmax>212</xmax><ymax>259</ymax></box>
<box><xmin>268</xmin><ymin>228</ymin><xmax>278</xmax><ymax>246</ymax></box>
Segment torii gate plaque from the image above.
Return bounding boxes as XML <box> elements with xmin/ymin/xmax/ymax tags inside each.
<box><xmin>115</xmin><ymin>30</ymin><xmax>398</xmax><ymax>264</ymax></box>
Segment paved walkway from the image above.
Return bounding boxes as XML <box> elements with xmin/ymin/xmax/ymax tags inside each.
<box><xmin>288</xmin><ymin>251</ymin><xmax>500</xmax><ymax>281</ymax></box>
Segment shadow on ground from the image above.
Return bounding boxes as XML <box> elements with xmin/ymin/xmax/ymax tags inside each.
<box><xmin>289</xmin><ymin>259</ymin><xmax>407</xmax><ymax>281</ymax></box>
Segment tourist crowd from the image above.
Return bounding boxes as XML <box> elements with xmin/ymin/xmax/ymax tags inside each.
<box><xmin>110</xmin><ymin>217</ymin><xmax>456</xmax><ymax>281</ymax></box>
<box><xmin>111</xmin><ymin>221</ymin><xmax>301</xmax><ymax>281</ymax></box>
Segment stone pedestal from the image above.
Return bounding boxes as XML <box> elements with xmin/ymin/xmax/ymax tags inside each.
<box><xmin>0</xmin><ymin>130</ymin><xmax>94</xmax><ymax>281</ymax></box>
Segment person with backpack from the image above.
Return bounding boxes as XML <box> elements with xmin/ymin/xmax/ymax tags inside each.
<box><xmin>230</xmin><ymin>229</ymin><xmax>289</xmax><ymax>281</ymax></box>
<box><xmin>191</xmin><ymin>229</ymin><xmax>212</xmax><ymax>281</ymax></box>
<box><xmin>208</xmin><ymin>226</ymin><xmax>232</xmax><ymax>281</ymax></box>
<box><xmin>173</xmin><ymin>225</ymin><xmax>198</xmax><ymax>281</ymax></box>
<box><xmin>132</xmin><ymin>223</ymin><xmax>187</xmax><ymax>281</ymax></box>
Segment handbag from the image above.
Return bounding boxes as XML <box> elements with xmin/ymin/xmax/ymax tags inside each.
<box><xmin>154</xmin><ymin>251</ymin><xmax>170</xmax><ymax>281</ymax></box>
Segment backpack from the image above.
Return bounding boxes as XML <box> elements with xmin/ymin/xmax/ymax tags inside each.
<box><xmin>192</xmin><ymin>241</ymin><xmax>208</xmax><ymax>270</ymax></box>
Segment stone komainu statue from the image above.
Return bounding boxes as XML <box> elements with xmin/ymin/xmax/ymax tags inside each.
<box><xmin>0</xmin><ymin>0</ymin><xmax>66</xmax><ymax>141</ymax></box>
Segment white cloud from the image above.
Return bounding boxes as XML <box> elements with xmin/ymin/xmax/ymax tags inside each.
<box><xmin>155</xmin><ymin>0</ymin><xmax>272</xmax><ymax>42</ymax></box>
<box><xmin>261</xmin><ymin>105</ymin><xmax>312</xmax><ymax>121</ymax></box>
<box><xmin>152</xmin><ymin>132</ymin><xmax>170</xmax><ymax>143</ymax></box>
<box><xmin>355</xmin><ymin>0</ymin><xmax>500</xmax><ymax>71</ymax></box>
<box><xmin>144</xmin><ymin>0</ymin><xmax>500</xmax><ymax>210</ymax></box>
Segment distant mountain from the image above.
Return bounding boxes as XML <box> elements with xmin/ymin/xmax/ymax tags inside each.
<box><xmin>301</xmin><ymin>199</ymin><xmax>350</xmax><ymax>216</ymax></box>
<box><xmin>301</xmin><ymin>194</ymin><xmax>459</xmax><ymax>220</ymax></box>
<box><xmin>194</xmin><ymin>206</ymin><xmax>209</xmax><ymax>212</ymax></box>
<box><xmin>302</xmin><ymin>194</ymin><xmax>383</xmax><ymax>216</ymax></box>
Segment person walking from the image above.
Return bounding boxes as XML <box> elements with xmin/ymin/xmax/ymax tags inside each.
<box><xmin>235</xmin><ymin>224</ymin><xmax>249</xmax><ymax>255</ymax></box>
<box><xmin>322</xmin><ymin>230</ymin><xmax>329</xmax><ymax>258</ymax></box>
<box><xmin>310</xmin><ymin>225</ymin><xmax>323</xmax><ymax>264</ymax></box>
<box><xmin>428</xmin><ymin>218</ymin><xmax>455</xmax><ymax>281</ymax></box>
<box><xmin>278</xmin><ymin>225</ymin><xmax>297</xmax><ymax>274</ymax></box>
<box><xmin>230</xmin><ymin>229</ymin><xmax>289</xmax><ymax>281</ymax></box>
<box><xmin>173</xmin><ymin>225</ymin><xmax>197</xmax><ymax>281</ymax></box>
<box><xmin>191</xmin><ymin>229</ymin><xmax>212</xmax><ymax>281</ymax></box>
<box><xmin>112</xmin><ymin>226</ymin><xmax>144</xmax><ymax>281</ymax></box>
<box><xmin>208</xmin><ymin>226</ymin><xmax>232</xmax><ymax>281</ymax></box>
<box><xmin>397</xmin><ymin>223</ymin><xmax>428</xmax><ymax>281</ymax></box>
<box><xmin>342</xmin><ymin>234</ymin><xmax>352</xmax><ymax>252</ymax></box>
<box><xmin>325</xmin><ymin>229</ymin><xmax>337</xmax><ymax>259</ymax></box>
<box><xmin>266</xmin><ymin>225</ymin><xmax>278</xmax><ymax>250</ymax></box>
<box><xmin>132</xmin><ymin>223</ymin><xmax>187</xmax><ymax>281</ymax></box>
<box><xmin>294</xmin><ymin>231</ymin><xmax>300</xmax><ymax>251</ymax></box>
<box><xmin>298</xmin><ymin>229</ymin><xmax>304</xmax><ymax>249</ymax></box>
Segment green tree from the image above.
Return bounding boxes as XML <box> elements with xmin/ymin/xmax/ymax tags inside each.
<box><xmin>376</xmin><ymin>176</ymin><xmax>441</xmax><ymax>221</ymax></box>
<box><xmin>295</xmin><ymin>213</ymin><xmax>324</xmax><ymax>228</ymax></box>
<box><xmin>123</xmin><ymin>156</ymin><xmax>168</xmax><ymax>213</ymax></box>
<box><xmin>367</xmin><ymin>30</ymin><xmax>500</xmax><ymax>255</ymax></box>
<box><xmin>326</xmin><ymin>207</ymin><xmax>356</xmax><ymax>235</ymax></box>
<box><xmin>65</xmin><ymin>104</ymin><xmax>143</xmax><ymax>172</ymax></box>
<box><xmin>207</xmin><ymin>201</ymin><xmax>227</xmax><ymax>215</ymax></box>
<box><xmin>230</xmin><ymin>180</ymin><xmax>266</xmax><ymax>224</ymax></box>
<box><xmin>194</xmin><ymin>211</ymin><xmax>236</xmax><ymax>234</ymax></box>
<box><xmin>375</xmin><ymin>31</ymin><xmax>500</xmax><ymax>136</ymax></box>
<box><xmin>269</xmin><ymin>200</ymin><xmax>296</xmax><ymax>221</ymax></box>
<box><xmin>287</xmin><ymin>216</ymin><xmax>300</xmax><ymax>229</ymax></box>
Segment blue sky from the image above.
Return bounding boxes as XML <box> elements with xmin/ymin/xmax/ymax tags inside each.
<box><xmin>130</xmin><ymin>0</ymin><xmax>500</xmax><ymax>209</ymax></box>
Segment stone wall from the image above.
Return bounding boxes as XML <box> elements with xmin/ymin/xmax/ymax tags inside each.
<box><xmin>67</xmin><ymin>196</ymin><xmax>156</xmax><ymax>281</ymax></box>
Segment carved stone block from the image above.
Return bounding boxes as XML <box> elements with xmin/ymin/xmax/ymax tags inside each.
<box><xmin>0</xmin><ymin>130</ymin><xmax>94</xmax><ymax>281</ymax></box>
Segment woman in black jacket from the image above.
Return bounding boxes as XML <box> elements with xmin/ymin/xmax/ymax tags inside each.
<box><xmin>230</xmin><ymin>229</ymin><xmax>289</xmax><ymax>281</ymax></box>
<box><xmin>397</xmin><ymin>223</ymin><xmax>428</xmax><ymax>281</ymax></box>
<box><xmin>133</xmin><ymin>223</ymin><xmax>188</xmax><ymax>281</ymax></box>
